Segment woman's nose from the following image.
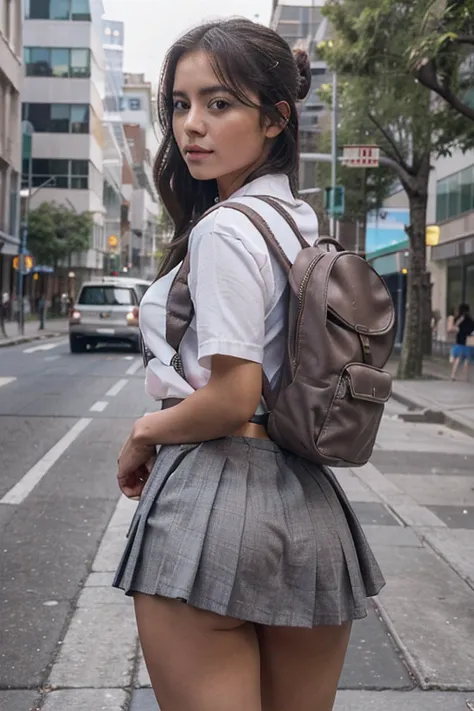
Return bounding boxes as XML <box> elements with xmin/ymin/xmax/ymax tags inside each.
<box><xmin>184</xmin><ymin>107</ymin><xmax>206</xmax><ymax>136</ymax></box>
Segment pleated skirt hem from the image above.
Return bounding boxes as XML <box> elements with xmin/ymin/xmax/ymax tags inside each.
<box><xmin>112</xmin><ymin>436</ymin><xmax>385</xmax><ymax>629</ymax></box>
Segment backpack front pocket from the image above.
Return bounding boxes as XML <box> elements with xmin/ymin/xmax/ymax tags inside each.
<box><xmin>316</xmin><ymin>363</ymin><xmax>392</xmax><ymax>466</ymax></box>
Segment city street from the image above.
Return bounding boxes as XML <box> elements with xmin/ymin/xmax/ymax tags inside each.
<box><xmin>0</xmin><ymin>338</ymin><xmax>474</xmax><ymax>711</ymax></box>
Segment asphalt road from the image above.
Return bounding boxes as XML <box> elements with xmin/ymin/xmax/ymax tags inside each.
<box><xmin>0</xmin><ymin>337</ymin><xmax>151</xmax><ymax>691</ymax></box>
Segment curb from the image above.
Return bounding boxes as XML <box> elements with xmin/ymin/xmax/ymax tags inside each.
<box><xmin>0</xmin><ymin>331</ymin><xmax>65</xmax><ymax>348</ymax></box>
<box><xmin>391</xmin><ymin>390</ymin><xmax>474</xmax><ymax>440</ymax></box>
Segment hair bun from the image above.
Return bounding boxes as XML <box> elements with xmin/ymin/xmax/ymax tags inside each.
<box><xmin>293</xmin><ymin>49</ymin><xmax>311</xmax><ymax>101</ymax></box>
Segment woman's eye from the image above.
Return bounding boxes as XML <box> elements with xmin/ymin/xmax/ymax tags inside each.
<box><xmin>209</xmin><ymin>99</ymin><xmax>230</xmax><ymax>111</ymax></box>
<box><xmin>173</xmin><ymin>100</ymin><xmax>188</xmax><ymax>111</ymax></box>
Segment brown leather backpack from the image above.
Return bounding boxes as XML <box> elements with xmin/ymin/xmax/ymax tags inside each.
<box><xmin>150</xmin><ymin>195</ymin><xmax>396</xmax><ymax>467</ymax></box>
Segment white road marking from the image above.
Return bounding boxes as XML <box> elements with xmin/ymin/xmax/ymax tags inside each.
<box><xmin>106</xmin><ymin>379</ymin><xmax>128</xmax><ymax>397</ymax></box>
<box><xmin>126</xmin><ymin>359</ymin><xmax>142</xmax><ymax>376</ymax></box>
<box><xmin>0</xmin><ymin>377</ymin><xmax>16</xmax><ymax>388</ymax></box>
<box><xmin>44</xmin><ymin>355</ymin><xmax>61</xmax><ymax>362</ymax></box>
<box><xmin>1</xmin><ymin>418</ymin><xmax>92</xmax><ymax>505</ymax></box>
<box><xmin>123</xmin><ymin>356</ymin><xmax>134</xmax><ymax>361</ymax></box>
<box><xmin>90</xmin><ymin>401</ymin><xmax>108</xmax><ymax>412</ymax></box>
<box><xmin>23</xmin><ymin>338</ymin><xmax>68</xmax><ymax>354</ymax></box>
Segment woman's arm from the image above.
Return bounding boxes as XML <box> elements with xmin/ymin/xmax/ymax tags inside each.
<box><xmin>132</xmin><ymin>354</ymin><xmax>262</xmax><ymax>446</ymax></box>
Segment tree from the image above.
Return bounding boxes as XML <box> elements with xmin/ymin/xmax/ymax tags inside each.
<box><xmin>408</xmin><ymin>0</ymin><xmax>474</xmax><ymax>124</ymax></box>
<box><xmin>320</xmin><ymin>0</ymin><xmax>473</xmax><ymax>378</ymax></box>
<box><xmin>317</xmin><ymin>86</ymin><xmax>396</xmax><ymax>255</ymax></box>
<box><xmin>28</xmin><ymin>202</ymin><xmax>92</xmax><ymax>267</ymax></box>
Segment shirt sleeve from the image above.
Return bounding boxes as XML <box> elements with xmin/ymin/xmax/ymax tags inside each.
<box><xmin>188</xmin><ymin>227</ymin><xmax>268</xmax><ymax>370</ymax></box>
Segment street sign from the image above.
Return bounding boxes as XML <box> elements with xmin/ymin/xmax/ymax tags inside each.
<box><xmin>13</xmin><ymin>255</ymin><xmax>34</xmax><ymax>272</ymax></box>
<box><xmin>342</xmin><ymin>145</ymin><xmax>380</xmax><ymax>167</ymax></box>
<box><xmin>108</xmin><ymin>234</ymin><xmax>118</xmax><ymax>249</ymax></box>
<box><xmin>324</xmin><ymin>186</ymin><xmax>345</xmax><ymax>217</ymax></box>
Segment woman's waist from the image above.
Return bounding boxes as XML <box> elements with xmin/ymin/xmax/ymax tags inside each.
<box><xmin>161</xmin><ymin>399</ymin><xmax>270</xmax><ymax>441</ymax></box>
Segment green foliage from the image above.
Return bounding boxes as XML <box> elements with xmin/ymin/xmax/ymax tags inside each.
<box><xmin>28</xmin><ymin>202</ymin><xmax>92</xmax><ymax>266</ymax></box>
<box><xmin>317</xmin><ymin>87</ymin><xmax>396</xmax><ymax>226</ymax></box>
<box><xmin>319</xmin><ymin>0</ymin><xmax>474</xmax><ymax>377</ymax></box>
<box><xmin>320</xmin><ymin>0</ymin><xmax>474</xmax><ymax>171</ymax></box>
<box><xmin>408</xmin><ymin>0</ymin><xmax>474</xmax><ymax>123</ymax></box>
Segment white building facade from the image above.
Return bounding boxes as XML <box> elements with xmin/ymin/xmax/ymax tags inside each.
<box><xmin>121</xmin><ymin>72</ymin><xmax>160</xmax><ymax>279</ymax></box>
<box><xmin>428</xmin><ymin>149</ymin><xmax>474</xmax><ymax>334</ymax></box>
<box><xmin>0</xmin><ymin>0</ymin><xmax>23</xmax><ymax>294</ymax></box>
<box><xmin>23</xmin><ymin>0</ymin><xmax>107</xmax><ymax>278</ymax></box>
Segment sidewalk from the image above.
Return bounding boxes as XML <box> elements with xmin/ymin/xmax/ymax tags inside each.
<box><xmin>388</xmin><ymin>356</ymin><xmax>474</xmax><ymax>437</ymax></box>
<box><xmin>0</xmin><ymin>317</ymin><xmax>69</xmax><ymax>348</ymax></box>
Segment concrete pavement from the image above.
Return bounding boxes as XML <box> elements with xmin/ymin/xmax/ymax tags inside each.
<box><xmin>387</xmin><ymin>353</ymin><xmax>474</xmax><ymax>436</ymax></box>
<box><xmin>0</xmin><ymin>317</ymin><xmax>69</xmax><ymax>348</ymax></box>
<box><xmin>1</xmin><ymin>341</ymin><xmax>474</xmax><ymax>710</ymax></box>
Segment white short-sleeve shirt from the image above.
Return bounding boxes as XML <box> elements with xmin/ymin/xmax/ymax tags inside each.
<box><xmin>139</xmin><ymin>173</ymin><xmax>319</xmax><ymax>403</ymax></box>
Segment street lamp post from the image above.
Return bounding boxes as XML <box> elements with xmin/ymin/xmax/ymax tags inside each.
<box><xmin>18</xmin><ymin>121</ymin><xmax>34</xmax><ymax>335</ymax></box>
<box><xmin>17</xmin><ymin>175</ymin><xmax>56</xmax><ymax>335</ymax></box>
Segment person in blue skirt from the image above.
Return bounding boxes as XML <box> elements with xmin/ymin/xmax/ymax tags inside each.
<box><xmin>450</xmin><ymin>303</ymin><xmax>474</xmax><ymax>381</ymax></box>
<box><xmin>114</xmin><ymin>18</ymin><xmax>385</xmax><ymax>711</ymax></box>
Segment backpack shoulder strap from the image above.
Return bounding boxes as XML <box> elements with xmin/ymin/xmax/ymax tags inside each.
<box><xmin>166</xmin><ymin>199</ymin><xmax>305</xmax><ymax>351</ymax></box>
<box><xmin>252</xmin><ymin>195</ymin><xmax>308</xmax><ymax>248</ymax></box>
<box><xmin>220</xmin><ymin>202</ymin><xmax>292</xmax><ymax>273</ymax></box>
<box><xmin>166</xmin><ymin>200</ymin><xmax>299</xmax><ymax>409</ymax></box>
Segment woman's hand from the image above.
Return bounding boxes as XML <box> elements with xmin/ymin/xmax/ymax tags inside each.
<box><xmin>117</xmin><ymin>432</ymin><xmax>156</xmax><ymax>499</ymax></box>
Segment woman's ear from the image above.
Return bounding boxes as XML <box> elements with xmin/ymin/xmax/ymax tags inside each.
<box><xmin>265</xmin><ymin>101</ymin><xmax>291</xmax><ymax>138</ymax></box>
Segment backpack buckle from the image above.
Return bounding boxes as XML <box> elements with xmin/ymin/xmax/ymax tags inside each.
<box><xmin>355</xmin><ymin>325</ymin><xmax>372</xmax><ymax>365</ymax></box>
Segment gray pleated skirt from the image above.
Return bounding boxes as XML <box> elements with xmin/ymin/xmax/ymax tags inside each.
<box><xmin>113</xmin><ymin>436</ymin><xmax>385</xmax><ymax>628</ymax></box>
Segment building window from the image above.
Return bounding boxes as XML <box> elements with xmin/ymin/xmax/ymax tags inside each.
<box><xmin>25</xmin><ymin>47</ymin><xmax>91</xmax><ymax>78</ymax></box>
<box><xmin>70</xmin><ymin>104</ymin><xmax>89</xmax><ymax>133</ymax></box>
<box><xmin>22</xmin><ymin>158</ymin><xmax>89</xmax><ymax>189</ymax></box>
<box><xmin>50</xmin><ymin>104</ymin><xmax>70</xmax><ymax>131</ymax></box>
<box><xmin>128</xmin><ymin>98</ymin><xmax>141</xmax><ymax>110</ymax></box>
<box><xmin>25</xmin><ymin>0</ymin><xmax>91</xmax><ymax>20</ymax></box>
<box><xmin>22</xmin><ymin>103</ymin><xmax>90</xmax><ymax>133</ymax></box>
<box><xmin>71</xmin><ymin>0</ymin><xmax>90</xmax><ymax>20</ymax></box>
<box><xmin>51</xmin><ymin>48</ymin><xmax>70</xmax><ymax>77</ymax></box>
<box><xmin>436</xmin><ymin>166</ymin><xmax>474</xmax><ymax>222</ymax></box>
<box><xmin>70</xmin><ymin>49</ymin><xmax>90</xmax><ymax>77</ymax></box>
<box><xmin>50</xmin><ymin>0</ymin><xmax>70</xmax><ymax>19</ymax></box>
<box><xmin>71</xmin><ymin>159</ymin><xmax>88</xmax><ymax>188</ymax></box>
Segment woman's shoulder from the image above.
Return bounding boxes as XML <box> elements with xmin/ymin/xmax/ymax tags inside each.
<box><xmin>189</xmin><ymin>203</ymin><xmax>269</xmax><ymax>256</ymax></box>
<box><xmin>189</xmin><ymin>196</ymin><xmax>318</xmax><ymax>253</ymax></box>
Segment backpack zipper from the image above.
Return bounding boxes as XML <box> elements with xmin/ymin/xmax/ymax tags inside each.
<box><xmin>292</xmin><ymin>254</ymin><xmax>324</xmax><ymax>369</ymax></box>
<box><xmin>171</xmin><ymin>352</ymin><xmax>185</xmax><ymax>378</ymax></box>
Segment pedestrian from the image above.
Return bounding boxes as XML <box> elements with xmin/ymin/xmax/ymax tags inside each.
<box><xmin>114</xmin><ymin>18</ymin><xmax>385</xmax><ymax>711</ymax></box>
<box><xmin>449</xmin><ymin>303</ymin><xmax>474</xmax><ymax>381</ymax></box>
<box><xmin>37</xmin><ymin>294</ymin><xmax>46</xmax><ymax>330</ymax></box>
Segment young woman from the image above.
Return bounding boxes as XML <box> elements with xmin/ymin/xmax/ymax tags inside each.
<box><xmin>450</xmin><ymin>303</ymin><xmax>474</xmax><ymax>381</ymax></box>
<box><xmin>114</xmin><ymin>18</ymin><xmax>385</xmax><ymax>711</ymax></box>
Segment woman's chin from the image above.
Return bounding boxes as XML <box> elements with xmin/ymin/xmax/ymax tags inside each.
<box><xmin>186</xmin><ymin>165</ymin><xmax>218</xmax><ymax>181</ymax></box>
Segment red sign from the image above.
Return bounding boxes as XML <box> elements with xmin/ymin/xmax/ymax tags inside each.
<box><xmin>342</xmin><ymin>145</ymin><xmax>380</xmax><ymax>167</ymax></box>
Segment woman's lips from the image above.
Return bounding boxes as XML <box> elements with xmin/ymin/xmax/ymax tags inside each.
<box><xmin>185</xmin><ymin>149</ymin><xmax>214</xmax><ymax>162</ymax></box>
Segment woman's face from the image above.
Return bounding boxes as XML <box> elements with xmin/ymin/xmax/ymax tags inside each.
<box><xmin>172</xmin><ymin>50</ymin><xmax>282</xmax><ymax>199</ymax></box>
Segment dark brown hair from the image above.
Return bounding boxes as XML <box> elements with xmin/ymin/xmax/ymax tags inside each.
<box><xmin>154</xmin><ymin>18</ymin><xmax>311</xmax><ymax>276</ymax></box>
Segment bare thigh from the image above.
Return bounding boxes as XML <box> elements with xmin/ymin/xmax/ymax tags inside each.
<box><xmin>134</xmin><ymin>593</ymin><xmax>262</xmax><ymax>711</ymax></box>
<box><xmin>258</xmin><ymin>622</ymin><xmax>352</xmax><ymax>711</ymax></box>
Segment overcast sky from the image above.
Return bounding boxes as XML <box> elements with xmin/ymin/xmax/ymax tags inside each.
<box><xmin>103</xmin><ymin>0</ymin><xmax>273</xmax><ymax>85</ymax></box>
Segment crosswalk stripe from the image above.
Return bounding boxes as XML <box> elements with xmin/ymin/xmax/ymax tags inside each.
<box><xmin>0</xmin><ymin>377</ymin><xmax>16</xmax><ymax>388</ymax></box>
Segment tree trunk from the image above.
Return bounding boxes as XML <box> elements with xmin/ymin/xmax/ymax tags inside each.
<box><xmin>398</xmin><ymin>188</ymin><xmax>429</xmax><ymax>379</ymax></box>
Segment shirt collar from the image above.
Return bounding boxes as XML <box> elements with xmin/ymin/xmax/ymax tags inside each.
<box><xmin>228</xmin><ymin>173</ymin><xmax>301</xmax><ymax>206</ymax></box>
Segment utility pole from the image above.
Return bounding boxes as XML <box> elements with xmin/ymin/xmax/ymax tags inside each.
<box><xmin>18</xmin><ymin>122</ymin><xmax>34</xmax><ymax>336</ymax></box>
